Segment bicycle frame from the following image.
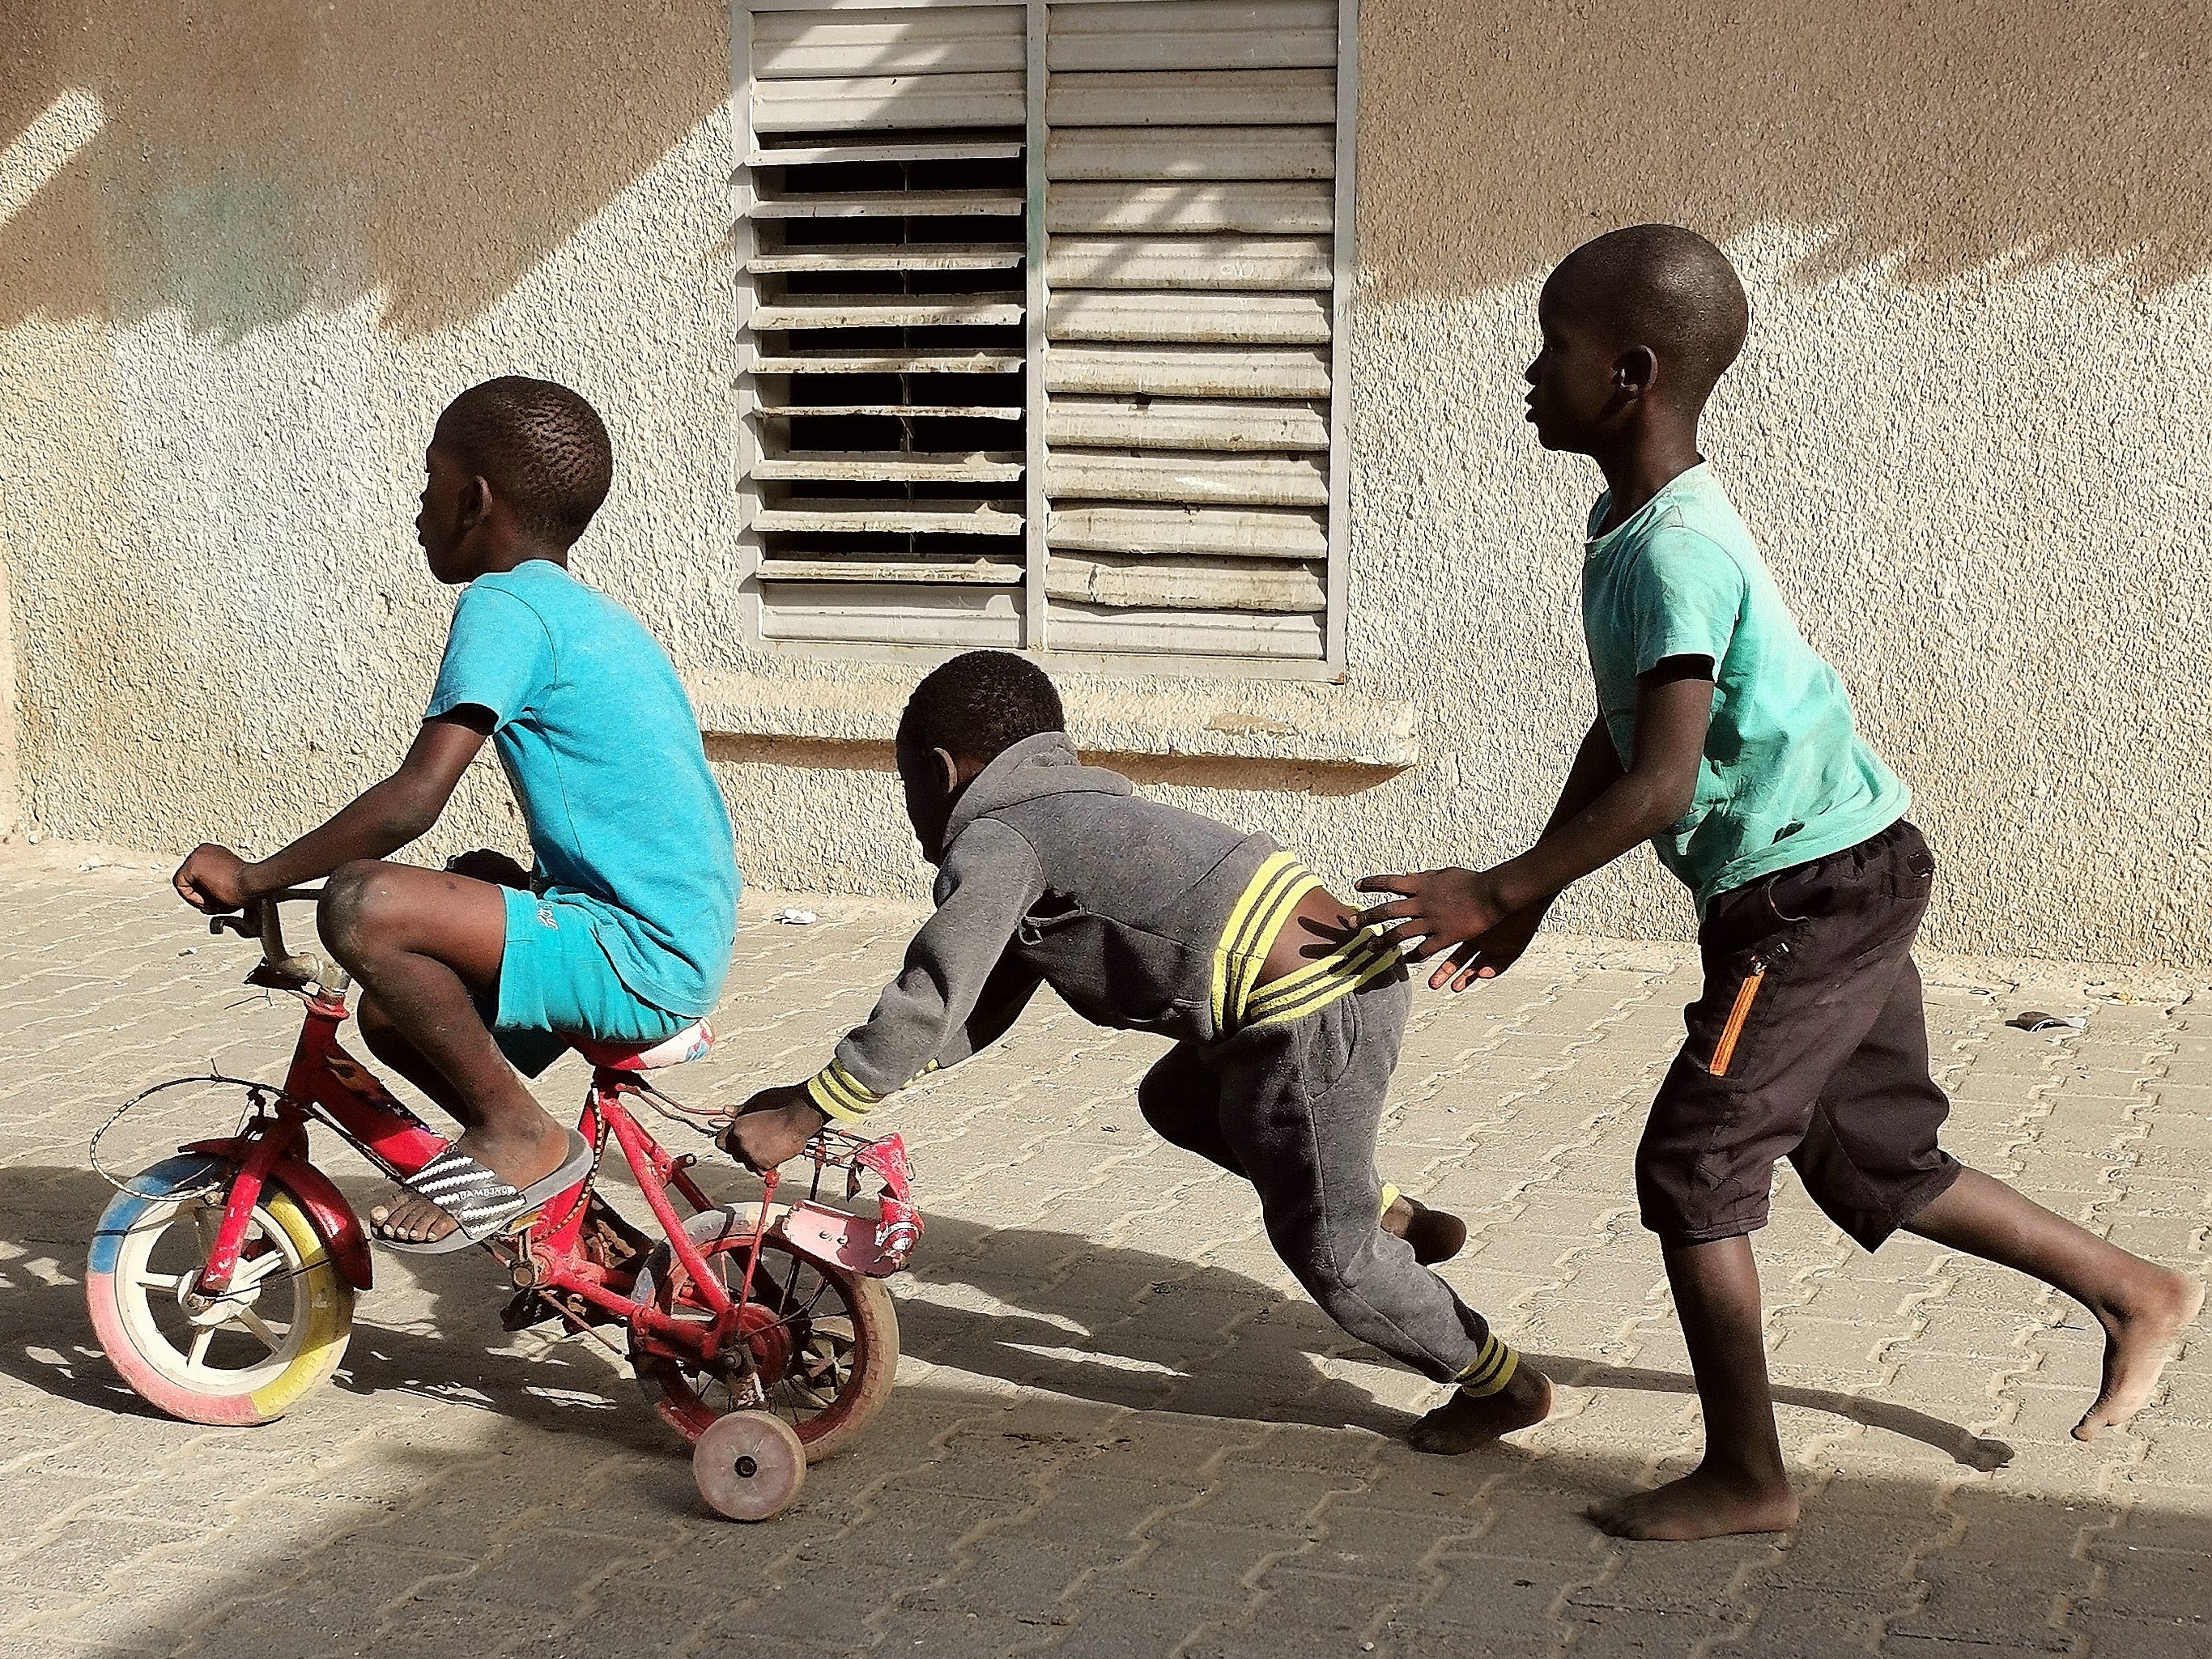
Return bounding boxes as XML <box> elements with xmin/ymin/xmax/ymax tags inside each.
<box><xmin>187</xmin><ymin>990</ymin><xmax>445</xmax><ymax>1297</ymax></box>
<box><xmin>177</xmin><ymin>980</ymin><xmax>921</xmax><ymax>1385</ymax></box>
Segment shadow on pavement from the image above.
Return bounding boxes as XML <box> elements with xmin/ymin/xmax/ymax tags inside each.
<box><xmin>6</xmin><ymin>1164</ymin><xmax>2209</xmax><ymax>1659</ymax></box>
<box><xmin>895</xmin><ymin>1214</ymin><xmax>2013</xmax><ymax>1472</ymax></box>
<box><xmin>6</xmin><ymin>1166</ymin><xmax>2006</xmax><ymax>1470</ymax></box>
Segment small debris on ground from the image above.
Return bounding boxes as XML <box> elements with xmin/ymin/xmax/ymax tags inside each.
<box><xmin>2008</xmin><ymin>1010</ymin><xmax>2088</xmax><ymax>1036</ymax></box>
<box><xmin>772</xmin><ymin>908</ymin><xmax>819</xmax><ymax>925</ymax></box>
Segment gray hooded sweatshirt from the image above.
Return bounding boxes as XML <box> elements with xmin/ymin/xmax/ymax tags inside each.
<box><xmin>807</xmin><ymin>731</ymin><xmax>1287</xmax><ymax>1118</ymax></box>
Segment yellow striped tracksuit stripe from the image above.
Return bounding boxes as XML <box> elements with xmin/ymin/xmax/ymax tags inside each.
<box><xmin>1455</xmin><ymin>1332</ymin><xmax>1520</xmax><ymax>1397</ymax></box>
<box><xmin>1209</xmin><ymin>850</ymin><xmax>1321</xmax><ymax>1033</ymax></box>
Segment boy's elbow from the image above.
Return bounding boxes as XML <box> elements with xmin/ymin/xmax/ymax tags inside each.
<box><xmin>1633</xmin><ymin>768</ymin><xmax>1699</xmax><ymax>837</ymax></box>
<box><xmin>376</xmin><ymin>777</ymin><xmax>447</xmax><ymax>845</ymax></box>
<box><xmin>392</xmin><ymin>802</ymin><xmax>441</xmax><ymax>844</ymax></box>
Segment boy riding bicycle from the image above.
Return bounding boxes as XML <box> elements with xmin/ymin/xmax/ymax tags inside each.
<box><xmin>173</xmin><ymin>376</ymin><xmax>739</xmax><ymax>1252</ymax></box>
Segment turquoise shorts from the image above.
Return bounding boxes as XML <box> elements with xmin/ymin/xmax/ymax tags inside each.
<box><xmin>485</xmin><ymin>888</ymin><xmax>689</xmax><ymax>1078</ymax></box>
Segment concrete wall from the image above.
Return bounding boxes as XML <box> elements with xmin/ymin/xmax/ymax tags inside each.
<box><xmin>2</xmin><ymin>2</ymin><xmax>2206</xmax><ymax>963</ymax></box>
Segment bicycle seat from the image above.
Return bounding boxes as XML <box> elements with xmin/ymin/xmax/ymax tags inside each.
<box><xmin>572</xmin><ymin>1019</ymin><xmax>715</xmax><ymax>1072</ymax></box>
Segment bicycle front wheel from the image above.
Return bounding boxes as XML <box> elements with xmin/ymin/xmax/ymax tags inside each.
<box><xmin>87</xmin><ymin>1155</ymin><xmax>355</xmax><ymax>1426</ymax></box>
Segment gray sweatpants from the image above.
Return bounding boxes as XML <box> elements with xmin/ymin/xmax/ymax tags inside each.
<box><xmin>1138</xmin><ymin>968</ymin><xmax>1503</xmax><ymax>1386</ymax></box>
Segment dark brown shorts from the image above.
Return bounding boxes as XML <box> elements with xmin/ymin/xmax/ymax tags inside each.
<box><xmin>1638</xmin><ymin>819</ymin><xmax>1963</xmax><ymax>1249</ymax></box>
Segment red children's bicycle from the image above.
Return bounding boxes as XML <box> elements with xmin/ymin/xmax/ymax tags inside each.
<box><xmin>84</xmin><ymin>890</ymin><xmax>920</xmax><ymax>1521</ymax></box>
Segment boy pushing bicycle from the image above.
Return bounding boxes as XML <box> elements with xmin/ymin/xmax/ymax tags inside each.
<box><xmin>174</xmin><ymin>376</ymin><xmax>739</xmax><ymax>1252</ymax></box>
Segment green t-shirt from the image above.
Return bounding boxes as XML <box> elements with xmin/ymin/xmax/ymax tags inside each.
<box><xmin>1580</xmin><ymin>463</ymin><xmax>1908</xmax><ymax>913</ymax></box>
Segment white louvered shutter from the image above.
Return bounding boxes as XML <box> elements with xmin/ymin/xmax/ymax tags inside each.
<box><xmin>741</xmin><ymin>3</ymin><xmax>1032</xmax><ymax>649</ymax></box>
<box><xmin>1040</xmin><ymin>0</ymin><xmax>1342</xmax><ymax>663</ymax></box>
<box><xmin>737</xmin><ymin>0</ymin><xmax>1355</xmax><ymax>671</ymax></box>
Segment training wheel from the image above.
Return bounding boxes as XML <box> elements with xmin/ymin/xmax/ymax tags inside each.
<box><xmin>693</xmin><ymin>1410</ymin><xmax>807</xmax><ymax>1521</ymax></box>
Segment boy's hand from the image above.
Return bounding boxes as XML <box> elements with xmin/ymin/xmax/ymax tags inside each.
<box><xmin>174</xmin><ymin>844</ymin><xmax>257</xmax><ymax>913</ymax></box>
<box><xmin>1354</xmin><ymin>866</ymin><xmax>1516</xmax><ymax>963</ymax></box>
<box><xmin>720</xmin><ymin>1085</ymin><xmax>829</xmax><ymax>1172</ymax></box>
<box><xmin>445</xmin><ymin>849</ymin><xmax>533</xmax><ymax>889</ymax></box>
<box><xmin>1427</xmin><ymin>901</ymin><xmax>1549</xmax><ymax>992</ymax></box>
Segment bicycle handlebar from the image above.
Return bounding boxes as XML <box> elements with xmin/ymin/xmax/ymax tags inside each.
<box><xmin>211</xmin><ymin>889</ymin><xmax>350</xmax><ymax>996</ymax></box>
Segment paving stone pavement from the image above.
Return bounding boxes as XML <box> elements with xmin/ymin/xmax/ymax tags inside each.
<box><xmin>2</xmin><ymin>846</ymin><xmax>2209</xmax><ymax>1658</ymax></box>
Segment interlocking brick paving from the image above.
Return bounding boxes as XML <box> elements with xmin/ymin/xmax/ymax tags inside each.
<box><xmin>0</xmin><ymin>845</ymin><xmax>2205</xmax><ymax>1657</ymax></box>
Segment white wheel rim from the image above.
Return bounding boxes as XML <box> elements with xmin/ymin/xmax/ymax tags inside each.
<box><xmin>111</xmin><ymin>1192</ymin><xmax>317</xmax><ymax>1396</ymax></box>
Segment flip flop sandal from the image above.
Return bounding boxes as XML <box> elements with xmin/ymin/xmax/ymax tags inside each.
<box><xmin>375</xmin><ymin>1129</ymin><xmax>593</xmax><ymax>1256</ymax></box>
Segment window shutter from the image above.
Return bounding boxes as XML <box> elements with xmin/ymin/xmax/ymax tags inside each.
<box><xmin>742</xmin><ymin>2</ymin><xmax>1032</xmax><ymax>649</ymax></box>
<box><xmin>1040</xmin><ymin>0</ymin><xmax>1343</xmax><ymax>664</ymax></box>
<box><xmin>737</xmin><ymin>0</ymin><xmax>1354</xmax><ymax>672</ymax></box>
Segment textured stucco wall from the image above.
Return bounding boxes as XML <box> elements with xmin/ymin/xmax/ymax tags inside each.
<box><xmin>2</xmin><ymin>1</ymin><xmax>2206</xmax><ymax>963</ymax></box>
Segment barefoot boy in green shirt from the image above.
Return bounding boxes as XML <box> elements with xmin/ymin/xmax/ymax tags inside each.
<box><xmin>1359</xmin><ymin>225</ymin><xmax>2202</xmax><ymax>1540</ymax></box>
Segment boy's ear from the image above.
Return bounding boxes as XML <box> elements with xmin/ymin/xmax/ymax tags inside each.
<box><xmin>455</xmin><ymin>475</ymin><xmax>493</xmax><ymax>534</ymax></box>
<box><xmin>1613</xmin><ymin>345</ymin><xmax>1659</xmax><ymax>399</ymax></box>
<box><xmin>932</xmin><ymin>747</ymin><xmax>962</xmax><ymax>795</ymax></box>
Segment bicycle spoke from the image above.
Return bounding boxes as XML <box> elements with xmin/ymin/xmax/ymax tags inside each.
<box><xmin>235</xmin><ymin>1308</ymin><xmax>283</xmax><ymax>1353</ymax></box>
<box><xmin>187</xmin><ymin>1326</ymin><xmax>215</xmax><ymax>1368</ymax></box>
<box><xmin>232</xmin><ymin>1252</ymin><xmax>290</xmax><ymax>1290</ymax></box>
<box><xmin>132</xmin><ymin>1270</ymin><xmax>184</xmax><ymax>1293</ymax></box>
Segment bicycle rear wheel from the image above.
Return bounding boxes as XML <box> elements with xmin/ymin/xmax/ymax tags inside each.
<box><xmin>632</xmin><ymin>1205</ymin><xmax>897</xmax><ymax>1462</ymax></box>
<box><xmin>87</xmin><ymin>1155</ymin><xmax>355</xmax><ymax>1426</ymax></box>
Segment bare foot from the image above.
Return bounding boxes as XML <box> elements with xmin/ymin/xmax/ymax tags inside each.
<box><xmin>1589</xmin><ymin>1464</ymin><xmax>1800</xmax><ymax>1541</ymax></box>
<box><xmin>2074</xmin><ymin>1267</ymin><xmax>2205</xmax><ymax>1441</ymax></box>
<box><xmin>1384</xmin><ymin>1194</ymin><xmax>1469</xmax><ymax>1266</ymax></box>
<box><xmin>368</xmin><ymin>1118</ymin><xmax>572</xmax><ymax>1244</ymax></box>
<box><xmin>1407</xmin><ymin>1363</ymin><xmax>1552</xmax><ymax>1453</ymax></box>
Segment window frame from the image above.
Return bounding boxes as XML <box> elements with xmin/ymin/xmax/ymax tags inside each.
<box><xmin>730</xmin><ymin>0</ymin><xmax>1361</xmax><ymax>683</ymax></box>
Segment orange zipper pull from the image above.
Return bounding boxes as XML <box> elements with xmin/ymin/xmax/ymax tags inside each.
<box><xmin>1708</xmin><ymin>953</ymin><xmax>1767</xmax><ymax>1078</ymax></box>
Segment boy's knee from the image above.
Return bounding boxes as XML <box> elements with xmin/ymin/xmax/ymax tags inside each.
<box><xmin>1274</xmin><ymin>1232</ymin><xmax>1363</xmax><ymax>1315</ymax></box>
<box><xmin>1134</xmin><ymin>1073</ymin><xmax>1178</xmax><ymax>1134</ymax></box>
<box><xmin>317</xmin><ymin>860</ymin><xmax>392</xmax><ymax>960</ymax></box>
<box><xmin>1135</xmin><ymin>1053</ymin><xmax>1205</xmax><ymax>1139</ymax></box>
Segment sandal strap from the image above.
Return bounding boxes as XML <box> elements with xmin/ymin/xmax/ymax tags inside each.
<box><xmin>407</xmin><ymin>1147</ymin><xmax>528</xmax><ymax>1240</ymax></box>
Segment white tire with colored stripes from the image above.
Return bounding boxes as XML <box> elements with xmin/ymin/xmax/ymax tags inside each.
<box><xmin>87</xmin><ymin>1155</ymin><xmax>355</xmax><ymax>1426</ymax></box>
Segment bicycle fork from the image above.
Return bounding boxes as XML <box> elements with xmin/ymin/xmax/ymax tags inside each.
<box><xmin>189</xmin><ymin>1119</ymin><xmax>300</xmax><ymax>1300</ymax></box>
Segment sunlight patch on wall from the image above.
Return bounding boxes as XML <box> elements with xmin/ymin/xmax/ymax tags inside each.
<box><xmin>0</xmin><ymin>90</ymin><xmax>105</xmax><ymax>229</ymax></box>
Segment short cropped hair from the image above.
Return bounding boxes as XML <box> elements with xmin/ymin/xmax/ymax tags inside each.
<box><xmin>898</xmin><ymin>650</ymin><xmax>1066</xmax><ymax>764</ymax></box>
<box><xmin>1548</xmin><ymin>224</ymin><xmax>1750</xmax><ymax>411</ymax></box>
<box><xmin>434</xmin><ymin>376</ymin><xmax>614</xmax><ymax>548</ymax></box>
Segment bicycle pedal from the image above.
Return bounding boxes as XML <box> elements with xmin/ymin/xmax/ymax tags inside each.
<box><xmin>500</xmin><ymin>1288</ymin><xmax>558</xmax><ymax>1332</ymax></box>
<box><xmin>501</xmin><ymin>1287</ymin><xmax>623</xmax><ymax>1334</ymax></box>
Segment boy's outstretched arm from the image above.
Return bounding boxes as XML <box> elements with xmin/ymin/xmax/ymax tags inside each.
<box><xmin>1358</xmin><ymin>662</ymin><xmax>1714</xmax><ymax>990</ymax></box>
<box><xmin>724</xmin><ymin>823</ymin><xmax>1046</xmax><ymax>1172</ymax></box>
<box><xmin>172</xmin><ymin>710</ymin><xmax>495</xmax><ymax>913</ymax></box>
<box><xmin>1370</xmin><ymin>716</ymin><xmax>1626</xmax><ymax>989</ymax></box>
<box><xmin>723</xmin><ymin>958</ymin><xmax>1044</xmax><ymax>1171</ymax></box>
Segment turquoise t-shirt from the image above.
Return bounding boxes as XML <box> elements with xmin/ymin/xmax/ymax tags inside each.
<box><xmin>1581</xmin><ymin>464</ymin><xmax>1909</xmax><ymax>913</ymax></box>
<box><xmin>426</xmin><ymin>559</ymin><xmax>740</xmax><ymax>1017</ymax></box>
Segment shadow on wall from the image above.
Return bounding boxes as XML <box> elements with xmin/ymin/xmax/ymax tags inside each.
<box><xmin>0</xmin><ymin>0</ymin><xmax>726</xmax><ymax>338</ymax></box>
<box><xmin>1358</xmin><ymin>0</ymin><xmax>2212</xmax><ymax>296</ymax></box>
<box><xmin>6</xmin><ymin>0</ymin><xmax>2207</xmax><ymax>345</ymax></box>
